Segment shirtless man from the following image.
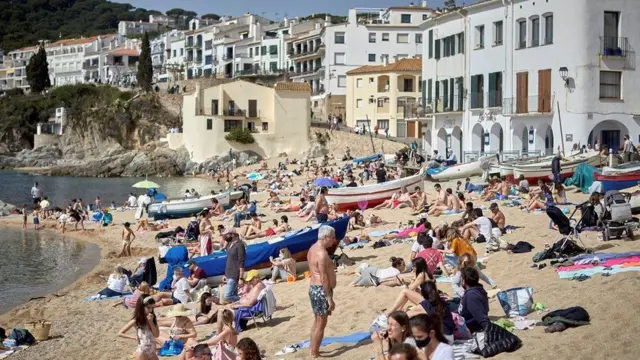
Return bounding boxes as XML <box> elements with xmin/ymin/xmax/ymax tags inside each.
<box><xmin>410</xmin><ymin>186</ymin><xmax>428</xmax><ymax>212</ymax></box>
<box><xmin>428</xmin><ymin>184</ymin><xmax>451</xmax><ymax>216</ymax></box>
<box><xmin>119</xmin><ymin>222</ymin><xmax>135</xmax><ymax>257</ymax></box>
<box><xmin>308</xmin><ymin>225</ymin><xmax>337</xmax><ymax>359</ymax></box>
<box><xmin>315</xmin><ymin>187</ymin><xmax>330</xmax><ymax>223</ymax></box>
<box><xmin>489</xmin><ymin>202</ymin><xmax>506</xmax><ymax>232</ymax></box>
<box><xmin>446</xmin><ymin>188</ymin><xmax>461</xmax><ymax>212</ymax></box>
<box><xmin>241</xmin><ymin>212</ymin><xmax>263</xmax><ymax>237</ymax></box>
<box><xmin>215</xmin><ymin>269</ymin><xmax>265</xmax><ymax>313</ymax></box>
<box><xmin>433</xmin><ymin>183</ymin><xmax>447</xmax><ymax>206</ymax></box>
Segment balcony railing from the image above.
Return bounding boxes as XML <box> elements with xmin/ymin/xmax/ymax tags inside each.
<box><xmin>470</xmin><ymin>92</ymin><xmax>484</xmax><ymax>109</ymax></box>
<box><xmin>222</xmin><ymin>54</ymin><xmax>234</xmax><ymax>60</ymax></box>
<box><xmin>223</xmin><ymin>109</ymin><xmax>246</xmax><ymax>117</ymax></box>
<box><xmin>237</xmin><ymin>68</ymin><xmax>285</xmax><ymax>76</ymax></box>
<box><xmin>487</xmin><ymin>91</ymin><xmax>502</xmax><ymax>107</ymax></box>
<box><xmin>288</xmin><ymin>44</ymin><xmax>323</xmax><ymax>58</ymax></box>
<box><xmin>235</xmin><ymin>52</ymin><xmax>251</xmax><ymax>58</ymax></box>
<box><xmin>600</xmin><ymin>36</ymin><xmax>629</xmax><ymax>57</ymax></box>
<box><xmin>503</xmin><ymin>94</ymin><xmax>553</xmax><ymax>115</ymax></box>
<box><xmin>433</xmin><ymin>95</ymin><xmax>464</xmax><ymax>112</ymax></box>
<box><xmin>82</xmin><ymin>62</ymin><xmax>99</xmax><ymax>70</ymax></box>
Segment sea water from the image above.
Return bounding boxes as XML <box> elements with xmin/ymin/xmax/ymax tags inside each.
<box><xmin>0</xmin><ymin>229</ymin><xmax>101</xmax><ymax>314</ymax></box>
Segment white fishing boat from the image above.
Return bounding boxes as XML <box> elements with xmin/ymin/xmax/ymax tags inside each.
<box><xmin>630</xmin><ymin>191</ymin><xmax>640</xmax><ymax>215</ymax></box>
<box><xmin>326</xmin><ymin>173</ymin><xmax>424</xmax><ymax>210</ymax></box>
<box><xmin>427</xmin><ymin>156</ymin><xmax>495</xmax><ymax>181</ymax></box>
<box><xmin>602</xmin><ymin>161</ymin><xmax>640</xmax><ymax>175</ymax></box>
<box><xmin>512</xmin><ymin>151</ymin><xmax>604</xmax><ymax>183</ymax></box>
<box><xmin>149</xmin><ymin>191</ymin><xmax>246</xmax><ymax>220</ymax></box>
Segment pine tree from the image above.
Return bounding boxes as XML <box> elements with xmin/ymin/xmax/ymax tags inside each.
<box><xmin>137</xmin><ymin>32</ymin><xmax>153</xmax><ymax>92</ymax></box>
<box><xmin>26</xmin><ymin>44</ymin><xmax>51</xmax><ymax>93</ymax></box>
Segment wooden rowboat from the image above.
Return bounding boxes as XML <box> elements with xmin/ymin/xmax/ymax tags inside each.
<box><xmin>326</xmin><ymin>173</ymin><xmax>424</xmax><ymax>210</ymax></box>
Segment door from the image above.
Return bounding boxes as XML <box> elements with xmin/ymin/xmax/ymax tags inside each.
<box><xmin>248</xmin><ymin>100</ymin><xmax>258</xmax><ymax>118</ymax></box>
<box><xmin>602</xmin><ymin>130</ymin><xmax>621</xmax><ymax>153</ymax></box>
<box><xmin>538</xmin><ymin>69</ymin><xmax>551</xmax><ymax>112</ymax></box>
<box><xmin>211</xmin><ymin>100</ymin><xmax>219</xmax><ymax>115</ymax></box>
<box><xmin>604</xmin><ymin>11</ymin><xmax>620</xmax><ymax>49</ymax></box>
<box><xmin>228</xmin><ymin>100</ymin><xmax>235</xmax><ymax>115</ymax></box>
<box><xmin>516</xmin><ymin>72</ymin><xmax>528</xmax><ymax>113</ymax></box>
<box><xmin>407</xmin><ymin>121</ymin><xmax>416</xmax><ymax>138</ymax></box>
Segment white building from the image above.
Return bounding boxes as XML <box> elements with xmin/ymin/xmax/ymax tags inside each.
<box><xmin>0</xmin><ymin>46</ymin><xmax>36</xmax><ymax>90</ymax></box>
<box><xmin>149</xmin><ymin>14</ymin><xmax>176</xmax><ymax>28</ymax></box>
<box><xmin>150</xmin><ymin>31</ymin><xmax>184</xmax><ymax>83</ymax></box>
<box><xmin>285</xmin><ymin>18</ymin><xmax>328</xmax><ymax>99</ymax></box>
<box><xmin>118</xmin><ymin>21</ymin><xmax>160</xmax><ymax>37</ymax></box>
<box><xmin>418</xmin><ymin>0</ymin><xmax>640</xmax><ymax>162</ymax></box>
<box><xmin>301</xmin><ymin>3</ymin><xmax>435</xmax><ymax>121</ymax></box>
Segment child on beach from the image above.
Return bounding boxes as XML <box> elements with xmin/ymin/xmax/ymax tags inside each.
<box><xmin>22</xmin><ymin>204</ymin><xmax>28</xmax><ymax>230</ymax></box>
<box><xmin>120</xmin><ymin>222</ymin><xmax>136</xmax><ymax>257</ymax></box>
<box><xmin>32</xmin><ymin>206</ymin><xmax>40</xmax><ymax>230</ymax></box>
<box><xmin>59</xmin><ymin>210</ymin><xmax>68</xmax><ymax>234</ymax></box>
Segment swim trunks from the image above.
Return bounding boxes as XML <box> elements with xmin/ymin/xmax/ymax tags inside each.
<box><xmin>316</xmin><ymin>213</ymin><xmax>329</xmax><ymax>223</ymax></box>
<box><xmin>265</xmin><ymin>228</ymin><xmax>276</xmax><ymax>236</ymax></box>
<box><xmin>308</xmin><ymin>285</ymin><xmax>331</xmax><ymax>315</ymax></box>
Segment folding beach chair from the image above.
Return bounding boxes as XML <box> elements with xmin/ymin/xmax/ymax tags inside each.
<box><xmin>233</xmin><ymin>287</ymin><xmax>277</xmax><ymax>332</ymax></box>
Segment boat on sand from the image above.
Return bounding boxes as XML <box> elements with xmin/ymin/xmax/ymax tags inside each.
<box><xmin>512</xmin><ymin>152</ymin><xmax>604</xmax><ymax>183</ymax></box>
<box><xmin>326</xmin><ymin>173</ymin><xmax>424</xmax><ymax>210</ymax></box>
<box><xmin>594</xmin><ymin>171</ymin><xmax>640</xmax><ymax>192</ymax></box>
<box><xmin>427</xmin><ymin>156</ymin><xmax>495</xmax><ymax>181</ymax></box>
<box><xmin>148</xmin><ymin>191</ymin><xmax>246</xmax><ymax>220</ymax></box>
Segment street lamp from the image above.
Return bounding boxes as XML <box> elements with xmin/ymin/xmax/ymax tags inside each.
<box><xmin>558</xmin><ymin>66</ymin><xmax>569</xmax><ymax>86</ymax></box>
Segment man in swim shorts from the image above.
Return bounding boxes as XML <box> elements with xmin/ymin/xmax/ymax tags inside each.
<box><xmin>315</xmin><ymin>187</ymin><xmax>330</xmax><ymax>223</ymax></box>
<box><xmin>308</xmin><ymin>225</ymin><xmax>337</xmax><ymax>358</ymax></box>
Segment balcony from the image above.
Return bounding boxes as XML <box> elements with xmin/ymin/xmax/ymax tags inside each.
<box><xmin>288</xmin><ymin>44</ymin><xmax>324</xmax><ymax>59</ymax></box>
<box><xmin>487</xmin><ymin>91</ymin><xmax>502</xmax><ymax>107</ymax></box>
<box><xmin>433</xmin><ymin>95</ymin><xmax>463</xmax><ymax>112</ymax></box>
<box><xmin>82</xmin><ymin>62</ymin><xmax>99</xmax><ymax>70</ymax></box>
<box><xmin>223</xmin><ymin>109</ymin><xmax>246</xmax><ymax>117</ymax></box>
<box><xmin>470</xmin><ymin>92</ymin><xmax>484</xmax><ymax>109</ymax></box>
<box><xmin>503</xmin><ymin>94</ymin><xmax>554</xmax><ymax>115</ymax></box>
<box><xmin>222</xmin><ymin>54</ymin><xmax>234</xmax><ymax>61</ymax></box>
<box><xmin>237</xmin><ymin>68</ymin><xmax>284</xmax><ymax>76</ymax></box>
<box><xmin>600</xmin><ymin>36</ymin><xmax>629</xmax><ymax>57</ymax></box>
<box><xmin>235</xmin><ymin>52</ymin><xmax>251</xmax><ymax>58</ymax></box>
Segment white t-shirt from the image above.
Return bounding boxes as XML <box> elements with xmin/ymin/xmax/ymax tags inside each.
<box><xmin>430</xmin><ymin>342</ymin><xmax>455</xmax><ymax>360</ymax></box>
<box><xmin>411</xmin><ymin>241</ymin><xmax>425</xmax><ymax>253</ymax></box>
<box><xmin>375</xmin><ymin>267</ymin><xmax>400</xmax><ymax>280</ymax></box>
<box><xmin>107</xmin><ymin>274</ymin><xmax>129</xmax><ymax>294</ymax></box>
<box><xmin>474</xmin><ymin>217</ymin><xmax>493</xmax><ymax>240</ymax></box>
<box><xmin>172</xmin><ymin>277</ymin><xmax>191</xmax><ymax>304</ymax></box>
<box><xmin>127</xmin><ymin>196</ymin><xmax>137</xmax><ymax>206</ymax></box>
<box><xmin>159</xmin><ymin>245</ymin><xmax>170</xmax><ymax>258</ymax></box>
<box><xmin>411</xmin><ymin>229</ymin><xmax>438</xmax><ymax>253</ymax></box>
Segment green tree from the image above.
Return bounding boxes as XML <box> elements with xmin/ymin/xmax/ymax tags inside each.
<box><xmin>26</xmin><ymin>44</ymin><xmax>51</xmax><ymax>93</ymax></box>
<box><xmin>137</xmin><ymin>32</ymin><xmax>153</xmax><ymax>92</ymax></box>
<box><xmin>201</xmin><ymin>13</ymin><xmax>220</xmax><ymax>20</ymax></box>
<box><xmin>166</xmin><ymin>8</ymin><xmax>197</xmax><ymax>18</ymax></box>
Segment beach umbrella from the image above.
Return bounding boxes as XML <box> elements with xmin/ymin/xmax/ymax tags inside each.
<box><xmin>132</xmin><ymin>180</ymin><xmax>161</xmax><ymax>189</ymax></box>
<box><xmin>314</xmin><ymin>177</ymin><xmax>338</xmax><ymax>187</ymax></box>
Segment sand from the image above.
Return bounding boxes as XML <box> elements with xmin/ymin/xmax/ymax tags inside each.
<box><xmin>2</xmin><ymin>157</ymin><xmax>640</xmax><ymax>360</ymax></box>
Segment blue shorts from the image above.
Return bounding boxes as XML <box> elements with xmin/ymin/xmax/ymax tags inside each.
<box><xmin>33</xmin><ymin>218</ymin><xmax>40</xmax><ymax>224</ymax></box>
<box><xmin>171</xmin><ymin>295</ymin><xmax>182</xmax><ymax>304</ymax></box>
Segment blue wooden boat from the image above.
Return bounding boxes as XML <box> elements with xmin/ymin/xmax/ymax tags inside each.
<box><xmin>194</xmin><ymin>217</ymin><xmax>349</xmax><ymax>278</ymax></box>
<box><xmin>594</xmin><ymin>171</ymin><xmax>640</xmax><ymax>192</ymax></box>
<box><xmin>352</xmin><ymin>154</ymin><xmax>382</xmax><ymax>164</ymax></box>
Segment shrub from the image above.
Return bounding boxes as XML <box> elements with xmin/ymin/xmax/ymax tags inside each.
<box><xmin>225</xmin><ymin>127</ymin><xmax>255</xmax><ymax>144</ymax></box>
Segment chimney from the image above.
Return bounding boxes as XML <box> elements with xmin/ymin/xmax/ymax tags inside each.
<box><xmin>422</xmin><ymin>0</ymin><xmax>428</xmax><ymax>7</ymax></box>
<box><xmin>391</xmin><ymin>55</ymin><xmax>398</xmax><ymax>64</ymax></box>
<box><xmin>315</xmin><ymin>23</ymin><xmax>321</xmax><ymax>30</ymax></box>
<box><xmin>284</xmin><ymin>17</ymin><xmax>289</xmax><ymax>27</ymax></box>
<box><xmin>254</xmin><ymin>22</ymin><xmax>262</xmax><ymax>40</ymax></box>
<box><xmin>325</xmin><ymin>15</ymin><xmax>332</xmax><ymax>26</ymax></box>
<box><xmin>348</xmin><ymin>9</ymin><xmax>356</xmax><ymax>24</ymax></box>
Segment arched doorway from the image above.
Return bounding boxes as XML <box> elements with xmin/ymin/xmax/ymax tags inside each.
<box><xmin>471</xmin><ymin>123</ymin><xmax>484</xmax><ymax>153</ymax></box>
<box><xmin>436</xmin><ymin>127</ymin><xmax>447</xmax><ymax>156</ymax></box>
<box><xmin>489</xmin><ymin>122</ymin><xmax>504</xmax><ymax>152</ymax></box>
<box><xmin>511</xmin><ymin>123</ymin><xmax>529</xmax><ymax>154</ymax></box>
<box><xmin>452</xmin><ymin>126</ymin><xmax>462</xmax><ymax>161</ymax></box>
<box><xmin>588</xmin><ymin>120</ymin><xmax>630</xmax><ymax>153</ymax></box>
<box><xmin>536</xmin><ymin>124</ymin><xmax>553</xmax><ymax>155</ymax></box>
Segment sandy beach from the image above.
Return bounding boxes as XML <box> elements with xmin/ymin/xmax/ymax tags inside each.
<box><xmin>2</xmin><ymin>156</ymin><xmax>640</xmax><ymax>360</ymax></box>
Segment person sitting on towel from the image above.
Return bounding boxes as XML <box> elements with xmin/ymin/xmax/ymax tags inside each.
<box><xmin>98</xmin><ymin>265</ymin><xmax>132</xmax><ymax>297</ymax></box>
<box><xmin>458</xmin><ymin>267</ymin><xmax>490</xmax><ymax>333</ymax></box>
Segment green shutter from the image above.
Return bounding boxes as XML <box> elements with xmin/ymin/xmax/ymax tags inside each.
<box><xmin>460</xmin><ymin>33</ymin><xmax>465</xmax><ymax>54</ymax></box>
<box><xmin>435</xmin><ymin>81</ymin><xmax>440</xmax><ymax>112</ymax></box>
<box><xmin>471</xmin><ymin>75</ymin><xmax>478</xmax><ymax>108</ymax></box>
<box><xmin>435</xmin><ymin>39</ymin><xmax>440</xmax><ymax>59</ymax></box>
<box><xmin>443</xmin><ymin>80</ymin><xmax>448</xmax><ymax>109</ymax></box>
<box><xmin>449</xmin><ymin>78</ymin><xmax>455</xmax><ymax>110</ymax></box>
<box><xmin>421</xmin><ymin>80</ymin><xmax>427</xmax><ymax>107</ymax></box>
<box><xmin>427</xmin><ymin>79</ymin><xmax>432</xmax><ymax>103</ymax></box>
<box><xmin>428</xmin><ymin>30</ymin><xmax>433</xmax><ymax>58</ymax></box>
<box><xmin>457</xmin><ymin>77</ymin><xmax>464</xmax><ymax>111</ymax></box>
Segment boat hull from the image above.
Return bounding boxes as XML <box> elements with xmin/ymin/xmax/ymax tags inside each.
<box><xmin>594</xmin><ymin>172</ymin><xmax>640</xmax><ymax>192</ymax></box>
<box><xmin>326</xmin><ymin>174</ymin><xmax>424</xmax><ymax>210</ymax></box>
<box><xmin>512</xmin><ymin>153</ymin><xmax>603</xmax><ymax>183</ymax></box>
<box><xmin>631</xmin><ymin>191</ymin><xmax>640</xmax><ymax>215</ymax></box>
<box><xmin>428</xmin><ymin>161</ymin><xmax>483</xmax><ymax>181</ymax></box>
<box><xmin>602</xmin><ymin>162</ymin><xmax>640</xmax><ymax>175</ymax></box>
<box><xmin>149</xmin><ymin>191</ymin><xmax>244</xmax><ymax>220</ymax></box>
<box><xmin>193</xmin><ymin>217</ymin><xmax>350</xmax><ymax>278</ymax></box>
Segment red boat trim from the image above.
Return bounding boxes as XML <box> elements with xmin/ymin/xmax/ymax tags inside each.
<box><xmin>327</xmin><ymin>178</ymin><xmax>423</xmax><ymax>197</ymax></box>
<box><xmin>594</xmin><ymin>172</ymin><xmax>640</xmax><ymax>181</ymax></box>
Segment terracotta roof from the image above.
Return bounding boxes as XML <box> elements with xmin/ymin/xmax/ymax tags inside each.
<box><xmin>274</xmin><ymin>82</ymin><xmax>311</xmax><ymax>92</ymax></box>
<box><xmin>110</xmin><ymin>48</ymin><xmax>140</xmax><ymax>56</ymax></box>
<box><xmin>346</xmin><ymin>57</ymin><xmax>422</xmax><ymax>75</ymax></box>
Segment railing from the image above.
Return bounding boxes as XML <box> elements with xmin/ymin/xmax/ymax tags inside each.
<box><xmin>288</xmin><ymin>45</ymin><xmax>322</xmax><ymax>58</ymax></box>
<box><xmin>470</xmin><ymin>92</ymin><xmax>484</xmax><ymax>109</ymax></box>
<box><xmin>600</xmin><ymin>36</ymin><xmax>629</xmax><ymax>57</ymax></box>
<box><xmin>517</xmin><ymin>40</ymin><xmax>527</xmax><ymax>49</ymax></box>
<box><xmin>235</xmin><ymin>52</ymin><xmax>251</xmax><ymax>58</ymax></box>
<box><xmin>237</xmin><ymin>68</ymin><xmax>285</xmax><ymax>76</ymax></box>
<box><xmin>433</xmin><ymin>95</ymin><xmax>463</xmax><ymax>112</ymax></box>
<box><xmin>312</xmin><ymin>88</ymin><xmax>325</xmax><ymax>96</ymax></box>
<box><xmin>222</xmin><ymin>54</ymin><xmax>234</xmax><ymax>60</ymax></box>
<box><xmin>223</xmin><ymin>109</ymin><xmax>246</xmax><ymax>117</ymax></box>
<box><xmin>502</xmin><ymin>94</ymin><xmax>553</xmax><ymax>115</ymax></box>
<box><xmin>82</xmin><ymin>62</ymin><xmax>99</xmax><ymax>70</ymax></box>
<box><xmin>487</xmin><ymin>90</ymin><xmax>502</xmax><ymax>107</ymax></box>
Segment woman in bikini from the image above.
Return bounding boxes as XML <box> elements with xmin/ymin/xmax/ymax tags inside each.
<box><xmin>118</xmin><ymin>296</ymin><xmax>160</xmax><ymax>360</ymax></box>
<box><xmin>156</xmin><ymin>304</ymin><xmax>198</xmax><ymax>347</ymax></box>
<box><xmin>374</xmin><ymin>191</ymin><xmax>401</xmax><ymax>210</ymax></box>
<box><xmin>189</xmin><ymin>292</ymin><xmax>218</xmax><ymax>325</ymax></box>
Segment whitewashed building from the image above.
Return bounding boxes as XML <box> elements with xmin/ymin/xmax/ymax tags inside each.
<box><xmin>0</xmin><ymin>46</ymin><xmax>36</xmax><ymax>90</ymax></box>
<box><xmin>417</xmin><ymin>0</ymin><xmax>640</xmax><ymax>162</ymax></box>
<box><xmin>118</xmin><ymin>21</ymin><xmax>160</xmax><ymax>37</ymax></box>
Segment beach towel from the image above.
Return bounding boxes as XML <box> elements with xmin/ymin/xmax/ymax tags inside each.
<box><xmin>557</xmin><ymin>256</ymin><xmax>640</xmax><ymax>272</ymax></box>
<box><xmin>84</xmin><ymin>293</ymin><xmax>131</xmax><ymax>301</ymax></box>
<box><xmin>557</xmin><ymin>265</ymin><xmax>640</xmax><ymax>279</ymax></box>
<box><xmin>158</xmin><ymin>339</ymin><xmax>184</xmax><ymax>356</ymax></box>
<box><xmin>571</xmin><ymin>251</ymin><xmax>640</xmax><ymax>264</ymax></box>
<box><xmin>276</xmin><ymin>331</ymin><xmax>371</xmax><ymax>355</ymax></box>
<box><xmin>342</xmin><ymin>241</ymin><xmax>369</xmax><ymax>250</ymax></box>
<box><xmin>368</xmin><ymin>229</ymin><xmax>398</xmax><ymax>237</ymax></box>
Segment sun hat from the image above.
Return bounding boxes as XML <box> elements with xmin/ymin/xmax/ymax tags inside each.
<box><xmin>166</xmin><ymin>304</ymin><xmax>192</xmax><ymax>318</ymax></box>
<box><xmin>244</xmin><ymin>269</ymin><xmax>260</xmax><ymax>282</ymax></box>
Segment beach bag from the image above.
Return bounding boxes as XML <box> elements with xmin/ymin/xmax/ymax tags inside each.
<box><xmin>497</xmin><ymin>287</ymin><xmax>534</xmax><ymax>317</ymax></box>
<box><xmin>158</xmin><ymin>339</ymin><xmax>184</xmax><ymax>356</ymax></box>
<box><xmin>452</xmin><ymin>312</ymin><xmax>472</xmax><ymax>340</ymax></box>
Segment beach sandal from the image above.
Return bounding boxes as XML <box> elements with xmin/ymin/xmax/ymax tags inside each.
<box><xmin>571</xmin><ymin>274</ymin><xmax>590</xmax><ymax>282</ymax></box>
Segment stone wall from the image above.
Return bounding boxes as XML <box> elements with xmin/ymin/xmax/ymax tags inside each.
<box><xmin>33</xmin><ymin>134</ymin><xmax>60</xmax><ymax>149</ymax></box>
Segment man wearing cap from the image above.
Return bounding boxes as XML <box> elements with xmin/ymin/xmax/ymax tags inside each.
<box><xmin>222</xmin><ymin>229</ymin><xmax>246</xmax><ymax>303</ymax></box>
<box><xmin>185</xmin><ymin>259</ymin><xmax>207</xmax><ymax>288</ymax></box>
<box><xmin>226</xmin><ymin>269</ymin><xmax>265</xmax><ymax>309</ymax></box>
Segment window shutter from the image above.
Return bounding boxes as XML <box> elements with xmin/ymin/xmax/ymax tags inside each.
<box><xmin>428</xmin><ymin>30</ymin><xmax>433</xmax><ymax>58</ymax></box>
<box><xmin>449</xmin><ymin>78</ymin><xmax>455</xmax><ymax>110</ymax></box>
<box><xmin>427</xmin><ymin>79</ymin><xmax>432</xmax><ymax>103</ymax></box>
<box><xmin>435</xmin><ymin>81</ymin><xmax>440</xmax><ymax>104</ymax></box>
<box><xmin>460</xmin><ymin>33</ymin><xmax>465</xmax><ymax>54</ymax></box>
<box><xmin>471</xmin><ymin>75</ymin><xmax>478</xmax><ymax>108</ymax></box>
<box><xmin>435</xmin><ymin>39</ymin><xmax>441</xmax><ymax>59</ymax></box>
<box><xmin>457</xmin><ymin>77</ymin><xmax>464</xmax><ymax>111</ymax></box>
<box><xmin>421</xmin><ymin>80</ymin><xmax>427</xmax><ymax>107</ymax></box>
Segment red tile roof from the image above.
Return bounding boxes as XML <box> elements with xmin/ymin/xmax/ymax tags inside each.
<box><xmin>274</xmin><ymin>82</ymin><xmax>311</xmax><ymax>92</ymax></box>
<box><xmin>346</xmin><ymin>57</ymin><xmax>422</xmax><ymax>75</ymax></box>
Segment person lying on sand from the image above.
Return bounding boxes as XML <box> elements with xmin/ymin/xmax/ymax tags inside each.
<box><xmin>377</xmin><ymin>256</ymin><xmax>434</xmax><ymax>288</ymax></box>
<box><xmin>349</xmin><ymin>212</ymin><xmax>366</xmax><ymax>231</ymax></box>
<box><xmin>394</xmin><ymin>187</ymin><xmax>414</xmax><ymax>209</ymax></box>
<box><xmin>351</xmin><ymin>257</ymin><xmax>406</xmax><ymax>287</ymax></box>
<box><xmin>383</xmin><ymin>217</ymin><xmax>428</xmax><ymax>240</ymax></box>
<box><xmin>275</xmin><ymin>198</ymin><xmax>307</xmax><ymax>213</ymax></box>
<box><xmin>373</xmin><ymin>191</ymin><xmax>400</xmax><ymax>210</ymax></box>
<box><xmin>243</xmin><ymin>216</ymin><xmax>291</xmax><ymax>240</ymax></box>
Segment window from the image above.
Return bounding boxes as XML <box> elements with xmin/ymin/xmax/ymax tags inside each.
<box><xmin>493</xmin><ymin>21</ymin><xmax>503</xmax><ymax>46</ymax></box>
<box><xmin>180</xmin><ymin>48</ymin><xmax>184</xmax><ymax>56</ymax></box>
<box><xmin>457</xmin><ymin>33</ymin><xmax>464</xmax><ymax>54</ymax></box>
<box><xmin>205</xmin><ymin>55</ymin><xmax>212</xmax><ymax>65</ymax></box>
<box><xmin>397</xmin><ymin>33</ymin><xmax>409</xmax><ymax>43</ymax></box>
<box><xmin>369</xmin><ymin>77</ymin><xmax>374</xmax><ymax>83</ymax></box>
<box><xmin>269</xmin><ymin>45</ymin><xmax>278</xmax><ymax>54</ymax></box>
<box><xmin>262</xmin><ymin>122</ymin><xmax>269</xmax><ymax>131</ymax></box>
<box><xmin>205</xmin><ymin>40</ymin><xmax>213</xmax><ymax>50</ymax></box>
<box><xmin>428</xmin><ymin>30</ymin><xmax>434</xmax><ymax>58</ymax></box>
<box><xmin>369</xmin><ymin>33</ymin><xmax>376</xmax><ymax>43</ymax></box>
<box><xmin>337</xmin><ymin>75</ymin><xmax>347</xmax><ymax>87</ymax></box>
<box><xmin>475</xmin><ymin>25</ymin><xmax>485</xmax><ymax>49</ymax></box>
<box><xmin>270</xmin><ymin>62</ymin><xmax>278</xmax><ymax>72</ymax></box>
<box><xmin>488</xmin><ymin>72</ymin><xmax>502</xmax><ymax>107</ymax></box>
<box><xmin>415</xmin><ymin>34</ymin><xmax>423</xmax><ymax>44</ymax></box>
<box><xmin>334</xmin><ymin>32</ymin><xmax>345</xmax><ymax>44</ymax></box>
<box><xmin>356</xmin><ymin>99</ymin><xmax>363</xmax><ymax>108</ymax></box>
<box><xmin>249</xmin><ymin>48</ymin><xmax>253</xmax><ymax>57</ymax></box>
<box><xmin>517</xmin><ymin>20</ymin><xmax>526</xmax><ymax>49</ymax></box>
<box><xmin>206</xmin><ymin>118</ymin><xmax>212</xmax><ymax>130</ymax></box>
<box><xmin>377</xmin><ymin>98</ymin><xmax>385</xmax><ymax>107</ymax></box>
<box><xmin>600</xmin><ymin>71</ymin><xmax>622</xmax><ymax>99</ymax></box>
<box><xmin>377</xmin><ymin>119</ymin><xmax>389</xmax><ymax>129</ymax></box>
<box><xmin>357</xmin><ymin>78</ymin><xmax>363</xmax><ymax>88</ymax></box>
<box><xmin>382</xmin><ymin>33</ymin><xmax>390</xmax><ymax>42</ymax></box>
<box><xmin>401</xmin><ymin>14</ymin><xmax>411</xmax><ymax>24</ymax></box>
<box><xmin>368</xmin><ymin>53</ymin><xmax>376</xmax><ymax>62</ymax></box>
<box><xmin>403</xmin><ymin>78</ymin><xmax>414</xmax><ymax>92</ymax></box>
<box><xmin>261</xmin><ymin>46</ymin><xmax>266</xmax><ymax>55</ymax></box>
<box><xmin>224</xmin><ymin>120</ymin><xmax>242</xmax><ymax>132</ymax></box>
<box><xmin>334</xmin><ymin>52</ymin><xmax>346</xmax><ymax>64</ymax></box>
<box><xmin>422</xmin><ymin>14</ymin><xmax>429</xmax><ymax>20</ymax></box>
<box><xmin>530</xmin><ymin>17</ymin><xmax>540</xmax><ymax>47</ymax></box>
<box><xmin>543</xmin><ymin>14</ymin><xmax>553</xmax><ymax>44</ymax></box>
<box><xmin>172</xmin><ymin>49</ymin><xmax>176</xmax><ymax>57</ymax></box>
<box><xmin>470</xmin><ymin>74</ymin><xmax>484</xmax><ymax>108</ymax></box>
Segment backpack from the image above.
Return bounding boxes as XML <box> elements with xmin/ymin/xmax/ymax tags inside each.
<box><xmin>8</xmin><ymin>328</ymin><xmax>36</xmax><ymax>346</ymax></box>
